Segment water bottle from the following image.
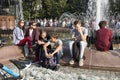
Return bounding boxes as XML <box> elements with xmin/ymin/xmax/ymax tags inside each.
<box><xmin>0</xmin><ymin>63</ymin><xmax>19</xmax><ymax>78</ymax></box>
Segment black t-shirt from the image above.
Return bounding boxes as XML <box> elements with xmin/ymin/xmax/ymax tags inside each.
<box><xmin>38</xmin><ymin>34</ymin><xmax>51</xmax><ymax>49</ymax></box>
<box><xmin>39</xmin><ymin>34</ymin><xmax>51</xmax><ymax>42</ymax></box>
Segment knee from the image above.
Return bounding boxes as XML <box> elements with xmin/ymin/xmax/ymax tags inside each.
<box><xmin>69</xmin><ymin>41</ymin><xmax>74</xmax><ymax>46</ymax></box>
<box><xmin>80</xmin><ymin>41</ymin><xmax>87</xmax><ymax>46</ymax></box>
<box><xmin>26</xmin><ymin>36</ymin><xmax>31</xmax><ymax>41</ymax></box>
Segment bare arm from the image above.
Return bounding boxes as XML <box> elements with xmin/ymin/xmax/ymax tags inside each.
<box><xmin>52</xmin><ymin>43</ymin><xmax>62</xmax><ymax>55</ymax></box>
<box><xmin>78</xmin><ymin>28</ymin><xmax>87</xmax><ymax>41</ymax></box>
<box><xmin>37</xmin><ymin>40</ymin><xmax>45</xmax><ymax>45</ymax></box>
<box><xmin>43</xmin><ymin>42</ymin><xmax>50</xmax><ymax>58</ymax></box>
<box><xmin>79</xmin><ymin>31</ymin><xmax>87</xmax><ymax>41</ymax></box>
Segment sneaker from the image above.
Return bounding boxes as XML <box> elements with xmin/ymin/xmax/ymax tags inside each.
<box><xmin>24</xmin><ymin>62</ymin><xmax>32</xmax><ymax>69</ymax></box>
<box><xmin>54</xmin><ymin>64</ymin><xmax>60</xmax><ymax>71</ymax></box>
<box><xmin>79</xmin><ymin>59</ymin><xmax>84</xmax><ymax>66</ymax></box>
<box><xmin>69</xmin><ymin>59</ymin><xmax>74</xmax><ymax>65</ymax></box>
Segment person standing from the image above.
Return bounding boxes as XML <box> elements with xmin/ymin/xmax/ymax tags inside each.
<box><xmin>115</xmin><ymin>19</ymin><xmax>120</xmax><ymax>29</ymax></box>
<box><xmin>95</xmin><ymin>21</ymin><xmax>112</xmax><ymax>51</ymax></box>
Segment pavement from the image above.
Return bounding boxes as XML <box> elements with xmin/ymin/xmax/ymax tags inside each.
<box><xmin>0</xmin><ymin>45</ymin><xmax>120</xmax><ymax>71</ymax></box>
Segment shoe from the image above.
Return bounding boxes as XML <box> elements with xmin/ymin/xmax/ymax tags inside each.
<box><xmin>54</xmin><ymin>64</ymin><xmax>60</xmax><ymax>71</ymax></box>
<box><xmin>69</xmin><ymin>59</ymin><xmax>74</xmax><ymax>65</ymax></box>
<box><xmin>79</xmin><ymin>59</ymin><xmax>84</xmax><ymax>66</ymax></box>
<box><xmin>24</xmin><ymin>62</ymin><xmax>32</xmax><ymax>69</ymax></box>
<box><xmin>29</xmin><ymin>48</ymin><xmax>33</xmax><ymax>54</ymax></box>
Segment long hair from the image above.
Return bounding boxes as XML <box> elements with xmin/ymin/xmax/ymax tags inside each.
<box><xmin>17</xmin><ymin>20</ymin><xmax>25</xmax><ymax>31</ymax></box>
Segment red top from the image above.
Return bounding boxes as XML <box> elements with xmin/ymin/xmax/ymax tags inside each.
<box><xmin>95</xmin><ymin>28</ymin><xmax>112</xmax><ymax>51</ymax></box>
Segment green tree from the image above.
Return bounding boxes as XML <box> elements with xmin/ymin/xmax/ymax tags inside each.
<box><xmin>42</xmin><ymin>0</ymin><xmax>68</xmax><ymax>18</ymax></box>
<box><xmin>23</xmin><ymin>0</ymin><xmax>42</xmax><ymax>20</ymax></box>
<box><xmin>67</xmin><ymin>0</ymin><xmax>89</xmax><ymax>13</ymax></box>
<box><xmin>109</xmin><ymin>0</ymin><xmax>120</xmax><ymax>17</ymax></box>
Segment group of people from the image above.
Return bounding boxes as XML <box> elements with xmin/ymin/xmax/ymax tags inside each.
<box><xmin>13</xmin><ymin>20</ymin><xmax>63</xmax><ymax>70</ymax></box>
<box><xmin>12</xmin><ymin>19</ymin><xmax>113</xmax><ymax>70</ymax></box>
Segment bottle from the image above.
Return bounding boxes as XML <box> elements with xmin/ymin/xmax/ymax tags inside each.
<box><xmin>0</xmin><ymin>63</ymin><xmax>19</xmax><ymax>78</ymax></box>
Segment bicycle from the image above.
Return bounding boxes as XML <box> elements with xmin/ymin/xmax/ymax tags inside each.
<box><xmin>0</xmin><ymin>59</ymin><xmax>31</xmax><ymax>80</ymax></box>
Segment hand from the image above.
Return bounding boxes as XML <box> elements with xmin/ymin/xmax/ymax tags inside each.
<box><xmin>72</xmin><ymin>37</ymin><xmax>77</xmax><ymax>41</ymax></box>
<box><xmin>49</xmin><ymin>53</ymin><xmax>54</xmax><ymax>58</ymax></box>
<box><xmin>46</xmin><ymin>53</ymin><xmax>50</xmax><ymax>58</ymax></box>
<box><xmin>78</xmin><ymin>27</ymin><xmax>82</xmax><ymax>33</ymax></box>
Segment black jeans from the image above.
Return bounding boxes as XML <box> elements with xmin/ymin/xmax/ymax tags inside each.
<box><xmin>72</xmin><ymin>41</ymin><xmax>80</xmax><ymax>61</ymax></box>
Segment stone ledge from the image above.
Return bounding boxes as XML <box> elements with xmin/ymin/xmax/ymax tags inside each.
<box><xmin>0</xmin><ymin>45</ymin><xmax>24</xmax><ymax>64</ymax></box>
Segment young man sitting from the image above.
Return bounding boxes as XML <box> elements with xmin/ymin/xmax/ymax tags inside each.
<box><xmin>69</xmin><ymin>20</ymin><xmax>88</xmax><ymax>66</ymax></box>
<box><xmin>95</xmin><ymin>21</ymin><xmax>112</xmax><ymax>51</ymax></box>
<box><xmin>43</xmin><ymin>33</ymin><xmax>63</xmax><ymax>70</ymax></box>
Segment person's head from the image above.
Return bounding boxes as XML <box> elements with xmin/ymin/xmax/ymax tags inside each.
<box><xmin>29</xmin><ymin>22</ymin><xmax>37</xmax><ymax>29</ymax></box>
<box><xmin>74</xmin><ymin>20</ymin><xmax>82</xmax><ymax>30</ymax></box>
<box><xmin>50</xmin><ymin>33</ymin><xmax>58</xmax><ymax>43</ymax></box>
<box><xmin>98</xmin><ymin>21</ymin><xmax>107</xmax><ymax>28</ymax></box>
<box><xmin>40</xmin><ymin>30</ymin><xmax>47</xmax><ymax>39</ymax></box>
<box><xmin>18</xmin><ymin>20</ymin><xmax>24</xmax><ymax>28</ymax></box>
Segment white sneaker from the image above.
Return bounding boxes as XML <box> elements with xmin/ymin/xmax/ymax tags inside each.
<box><xmin>79</xmin><ymin>59</ymin><xmax>84</xmax><ymax>66</ymax></box>
<box><xmin>24</xmin><ymin>62</ymin><xmax>31</xmax><ymax>69</ymax></box>
<box><xmin>69</xmin><ymin>60</ymin><xmax>74</xmax><ymax>65</ymax></box>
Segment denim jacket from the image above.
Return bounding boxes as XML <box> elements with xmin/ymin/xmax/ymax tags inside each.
<box><xmin>13</xmin><ymin>26</ymin><xmax>24</xmax><ymax>44</ymax></box>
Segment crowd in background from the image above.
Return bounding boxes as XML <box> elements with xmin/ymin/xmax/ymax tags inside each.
<box><xmin>23</xmin><ymin>18</ymin><xmax>120</xmax><ymax>30</ymax></box>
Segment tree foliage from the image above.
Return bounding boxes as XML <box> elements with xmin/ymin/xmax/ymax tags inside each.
<box><xmin>109</xmin><ymin>0</ymin><xmax>120</xmax><ymax>17</ymax></box>
<box><xmin>23</xmin><ymin>0</ymin><xmax>42</xmax><ymax>20</ymax></box>
<box><xmin>42</xmin><ymin>0</ymin><xmax>68</xmax><ymax>18</ymax></box>
<box><xmin>22</xmin><ymin>0</ymin><xmax>120</xmax><ymax>20</ymax></box>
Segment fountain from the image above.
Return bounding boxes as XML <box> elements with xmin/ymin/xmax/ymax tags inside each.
<box><xmin>96</xmin><ymin>0</ymin><xmax>110</xmax><ymax>30</ymax></box>
<box><xmin>86</xmin><ymin>0</ymin><xmax>110</xmax><ymax>30</ymax></box>
<box><xmin>59</xmin><ymin>12</ymin><xmax>77</xmax><ymax>24</ymax></box>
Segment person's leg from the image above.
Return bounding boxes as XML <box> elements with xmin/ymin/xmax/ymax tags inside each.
<box><xmin>54</xmin><ymin>53</ymin><xmax>58</xmax><ymax>64</ymax></box>
<box><xmin>33</xmin><ymin>45</ymin><xmax>40</xmax><ymax>62</ymax></box>
<box><xmin>72</xmin><ymin>41</ymin><xmax>80</xmax><ymax>61</ymax></box>
<box><xmin>69</xmin><ymin>41</ymin><xmax>75</xmax><ymax>65</ymax></box>
<box><xmin>18</xmin><ymin>36</ymin><xmax>32</xmax><ymax>48</ymax></box>
<box><xmin>69</xmin><ymin>41</ymin><xmax>74</xmax><ymax>58</ymax></box>
<box><xmin>41</xmin><ymin>51</ymin><xmax>47</xmax><ymax>67</ymax></box>
<box><xmin>54</xmin><ymin>52</ymin><xmax>61</xmax><ymax>71</ymax></box>
<box><xmin>39</xmin><ymin>46</ymin><xmax>45</xmax><ymax>63</ymax></box>
<box><xmin>79</xmin><ymin>41</ymin><xmax>87</xmax><ymax>66</ymax></box>
<box><xmin>109</xmin><ymin>41</ymin><xmax>113</xmax><ymax>50</ymax></box>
